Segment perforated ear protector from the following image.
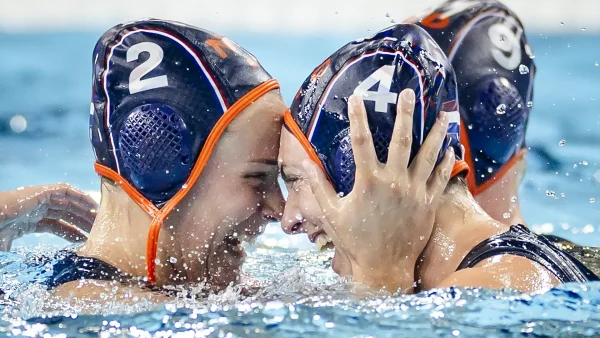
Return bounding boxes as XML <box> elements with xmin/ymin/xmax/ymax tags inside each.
<box><xmin>118</xmin><ymin>104</ymin><xmax>194</xmax><ymax>205</ymax></box>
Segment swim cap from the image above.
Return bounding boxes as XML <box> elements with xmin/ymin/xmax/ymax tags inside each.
<box><xmin>410</xmin><ymin>0</ymin><xmax>535</xmax><ymax>195</ymax></box>
<box><xmin>90</xmin><ymin>19</ymin><xmax>280</xmax><ymax>283</ymax></box>
<box><xmin>287</xmin><ymin>24</ymin><xmax>468</xmax><ymax>196</ymax></box>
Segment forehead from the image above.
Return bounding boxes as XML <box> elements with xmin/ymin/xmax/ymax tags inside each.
<box><xmin>279</xmin><ymin>128</ymin><xmax>310</xmax><ymax>167</ymax></box>
<box><xmin>226</xmin><ymin>91</ymin><xmax>286</xmax><ymax>160</ymax></box>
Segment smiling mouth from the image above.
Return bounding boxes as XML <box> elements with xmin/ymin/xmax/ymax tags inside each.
<box><xmin>311</xmin><ymin>231</ymin><xmax>335</xmax><ymax>252</ymax></box>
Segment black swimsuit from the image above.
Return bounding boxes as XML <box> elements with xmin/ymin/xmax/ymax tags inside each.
<box><xmin>44</xmin><ymin>251</ymin><xmax>132</xmax><ymax>289</ymax></box>
<box><xmin>458</xmin><ymin>224</ymin><xmax>598</xmax><ymax>283</ymax></box>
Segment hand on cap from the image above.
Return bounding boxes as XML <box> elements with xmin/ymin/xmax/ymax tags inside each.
<box><xmin>0</xmin><ymin>183</ymin><xmax>98</xmax><ymax>251</ymax></box>
<box><xmin>302</xmin><ymin>89</ymin><xmax>455</xmax><ymax>293</ymax></box>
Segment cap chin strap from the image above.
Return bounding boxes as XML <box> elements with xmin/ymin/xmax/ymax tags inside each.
<box><xmin>284</xmin><ymin>110</ymin><xmax>469</xmax><ymax>185</ymax></box>
<box><xmin>95</xmin><ymin>79</ymin><xmax>280</xmax><ymax>284</ymax></box>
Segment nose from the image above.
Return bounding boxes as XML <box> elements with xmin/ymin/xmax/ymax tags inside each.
<box><xmin>280</xmin><ymin>194</ymin><xmax>306</xmax><ymax>235</ymax></box>
<box><xmin>261</xmin><ymin>182</ymin><xmax>285</xmax><ymax>223</ymax></box>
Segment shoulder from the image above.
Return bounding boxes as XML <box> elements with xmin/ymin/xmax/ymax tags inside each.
<box><xmin>50</xmin><ymin>279</ymin><xmax>172</xmax><ymax>313</ymax></box>
<box><xmin>437</xmin><ymin>254</ymin><xmax>560</xmax><ymax>293</ymax></box>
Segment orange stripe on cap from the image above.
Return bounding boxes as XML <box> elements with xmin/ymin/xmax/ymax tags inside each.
<box><xmin>284</xmin><ymin>110</ymin><xmax>469</xmax><ymax>183</ymax></box>
<box><xmin>460</xmin><ymin>122</ymin><xmax>477</xmax><ymax>194</ymax></box>
<box><xmin>452</xmin><ymin>160</ymin><xmax>469</xmax><ymax>179</ymax></box>
<box><xmin>283</xmin><ymin>110</ymin><xmax>327</xmax><ymax>174</ymax></box>
<box><xmin>95</xmin><ymin>78</ymin><xmax>281</xmax><ymax>284</ymax></box>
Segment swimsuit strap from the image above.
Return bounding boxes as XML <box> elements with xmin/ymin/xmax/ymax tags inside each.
<box><xmin>457</xmin><ymin>224</ymin><xmax>598</xmax><ymax>283</ymax></box>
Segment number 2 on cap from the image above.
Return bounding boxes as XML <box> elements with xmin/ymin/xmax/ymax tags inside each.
<box><xmin>127</xmin><ymin>42</ymin><xmax>169</xmax><ymax>94</ymax></box>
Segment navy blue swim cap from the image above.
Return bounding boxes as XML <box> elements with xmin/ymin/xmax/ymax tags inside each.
<box><xmin>411</xmin><ymin>0</ymin><xmax>535</xmax><ymax>194</ymax></box>
<box><xmin>90</xmin><ymin>19</ymin><xmax>277</xmax><ymax>206</ymax></box>
<box><xmin>89</xmin><ymin>19</ymin><xmax>280</xmax><ymax>283</ymax></box>
<box><xmin>287</xmin><ymin>24</ymin><xmax>468</xmax><ymax>196</ymax></box>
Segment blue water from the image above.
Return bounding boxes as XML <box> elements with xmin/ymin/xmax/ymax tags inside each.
<box><xmin>1</xmin><ymin>31</ymin><xmax>600</xmax><ymax>336</ymax></box>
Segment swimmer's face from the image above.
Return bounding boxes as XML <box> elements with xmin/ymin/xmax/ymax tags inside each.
<box><xmin>278</xmin><ymin>128</ymin><xmax>352</xmax><ymax>277</ymax></box>
<box><xmin>162</xmin><ymin>90</ymin><xmax>285</xmax><ymax>289</ymax></box>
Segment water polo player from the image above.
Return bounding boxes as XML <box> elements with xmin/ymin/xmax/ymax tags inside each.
<box><xmin>281</xmin><ymin>23</ymin><xmax>597</xmax><ymax>293</ymax></box>
<box><xmin>43</xmin><ymin>19</ymin><xmax>287</xmax><ymax>303</ymax></box>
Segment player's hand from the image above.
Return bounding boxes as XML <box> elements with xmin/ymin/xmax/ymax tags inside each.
<box><xmin>0</xmin><ymin>183</ymin><xmax>97</xmax><ymax>250</ymax></box>
<box><xmin>303</xmin><ymin>89</ymin><xmax>454</xmax><ymax>292</ymax></box>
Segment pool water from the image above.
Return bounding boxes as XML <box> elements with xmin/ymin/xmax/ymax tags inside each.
<box><xmin>1</xmin><ymin>31</ymin><xmax>600</xmax><ymax>336</ymax></box>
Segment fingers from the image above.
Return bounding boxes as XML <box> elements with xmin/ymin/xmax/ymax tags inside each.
<box><xmin>302</xmin><ymin>159</ymin><xmax>338</xmax><ymax>215</ymax></box>
<box><xmin>36</xmin><ymin>219</ymin><xmax>88</xmax><ymax>243</ymax></box>
<box><xmin>43</xmin><ymin>209</ymin><xmax>94</xmax><ymax>234</ymax></box>
<box><xmin>57</xmin><ymin>185</ymin><xmax>99</xmax><ymax>211</ymax></box>
<box><xmin>410</xmin><ymin>111</ymin><xmax>449</xmax><ymax>182</ymax></box>
<box><xmin>348</xmin><ymin>94</ymin><xmax>378</xmax><ymax>175</ymax></box>
<box><xmin>387</xmin><ymin>89</ymin><xmax>415</xmax><ymax>171</ymax></box>
<box><xmin>45</xmin><ymin>198</ymin><xmax>97</xmax><ymax>230</ymax></box>
<box><xmin>426</xmin><ymin>147</ymin><xmax>455</xmax><ymax>205</ymax></box>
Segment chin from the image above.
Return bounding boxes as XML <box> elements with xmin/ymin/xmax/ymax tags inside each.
<box><xmin>331</xmin><ymin>249</ymin><xmax>352</xmax><ymax>277</ymax></box>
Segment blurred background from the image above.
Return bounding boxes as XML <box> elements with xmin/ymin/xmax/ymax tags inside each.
<box><xmin>0</xmin><ymin>0</ymin><xmax>599</xmax><ymax>247</ymax></box>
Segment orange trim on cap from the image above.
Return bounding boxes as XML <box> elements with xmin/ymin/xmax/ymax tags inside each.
<box><xmin>94</xmin><ymin>163</ymin><xmax>160</xmax><ymax>218</ymax></box>
<box><xmin>451</xmin><ymin>160</ymin><xmax>469</xmax><ymax>179</ymax></box>
<box><xmin>283</xmin><ymin>110</ymin><xmax>326</xmax><ymax>174</ymax></box>
<box><xmin>460</xmin><ymin>122</ymin><xmax>527</xmax><ymax>196</ymax></box>
<box><xmin>95</xmin><ymin>78</ymin><xmax>281</xmax><ymax>284</ymax></box>
<box><xmin>460</xmin><ymin>123</ymin><xmax>477</xmax><ymax>194</ymax></box>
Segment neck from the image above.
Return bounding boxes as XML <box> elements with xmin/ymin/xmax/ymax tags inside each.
<box><xmin>416</xmin><ymin>183</ymin><xmax>510</xmax><ymax>289</ymax></box>
<box><xmin>77</xmin><ymin>181</ymin><xmax>152</xmax><ymax>278</ymax></box>
<box><xmin>475</xmin><ymin>159</ymin><xmax>527</xmax><ymax>226</ymax></box>
<box><xmin>474</xmin><ymin>179</ymin><xmax>525</xmax><ymax>226</ymax></box>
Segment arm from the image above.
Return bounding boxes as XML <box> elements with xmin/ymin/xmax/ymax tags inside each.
<box><xmin>0</xmin><ymin>183</ymin><xmax>98</xmax><ymax>251</ymax></box>
<box><xmin>436</xmin><ymin>255</ymin><xmax>560</xmax><ymax>293</ymax></box>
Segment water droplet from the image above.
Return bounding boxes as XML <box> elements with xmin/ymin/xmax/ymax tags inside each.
<box><xmin>487</xmin><ymin>167</ymin><xmax>493</xmax><ymax>173</ymax></box>
<box><xmin>390</xmin><ymin>183</ymin><xmax>396</xmax><ymax>189</ymax></box>
<box><xmin>582</xmin><ymin>27</ymin><xmax>587</xmax><ymax>31</ymax></box>
<box><xmin>559</xmin><ymin>140</ymin><xmax>566</xmax><ymax>147</ymax></box>
<box><xmin>546</xmin><ymin>190</ymin><xmax>556</xmax><ymax>197</ymax></box>
<box><xmin>496</xmin><ymin>103</ymin><xmax>507</xmax><ymax>115</ymax></box>
<box><xmin>385</xmin><ymin>13</ymin><xmax>391</xmax><ymax>18</ymax></box>
<box><xmin>561</xmin><ymin>193</ymin><xmax>566</xmax><ymax>198</ymax></box>
<box><xmin>595</xmin><ymin>62</ymin><xmax>599</xmax><ymax>67</ymax></box>
<box><xmin>560</xmin><ymin>22</ymin><xmax>565</xmax><ymax>25</ymax></box>
<box><xmin>182</xmin><ymin>184</ymin><xmax>188</xmax><ymax>189</ymax></box>
<box><xmin>511</xmin><ymin>196</ymin><xmax>518</xmax><ymax>202</ymax></box>
<box><xmin>467</xmin><ymin>124</ymin><xmax>473</xmax><ymax>130</ymax></box>
<box><xmin>519</xmin><ymin>64</ymin><xmax>530</xmax><ymax>74</ymax></box>
<box><xmin>169</xmin><ymin>257</ymin><xmax>177</xmax><ymax>264</ymax></box>
<box><xmin>503</xmin><ymin>212</ymin><xmax>511</xmax><ymax>219</ymax></box>
<box><xmin>9</xmin><ymin>115</ymin><xmax>27</xmax><ymax>133</ymax></box>
<box><xmin>527</xmin><ymin>101</ymin><xmax>534</xmax><ymax>108</ymax></box>
<box><xmin>166</xmin><ymin>170</ymin><xmax>170</xmax><ymax>174</ymax></box>
<box><xmin>453</xmin><ymin>329</ymin><xmax>461</xmax><ymax>336</ymax></box>
<box><xmin>419</xmin><ymin>236</ymin><xmax>425</xmax><ymax>241</ymax></box>
<box><xmin>582</xmin><ymin>161</ymin><xmax>589</xmax><ymax>166</ymax></box>
<box><xmin>591</xmin><ymin>198</ymin><xmax>596</xmax><ymax>204</ymax></box>
<box><xmin>337</xmin><ymin>192</ymin><xmax>345</xmax><ymax>197</ymax></box>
